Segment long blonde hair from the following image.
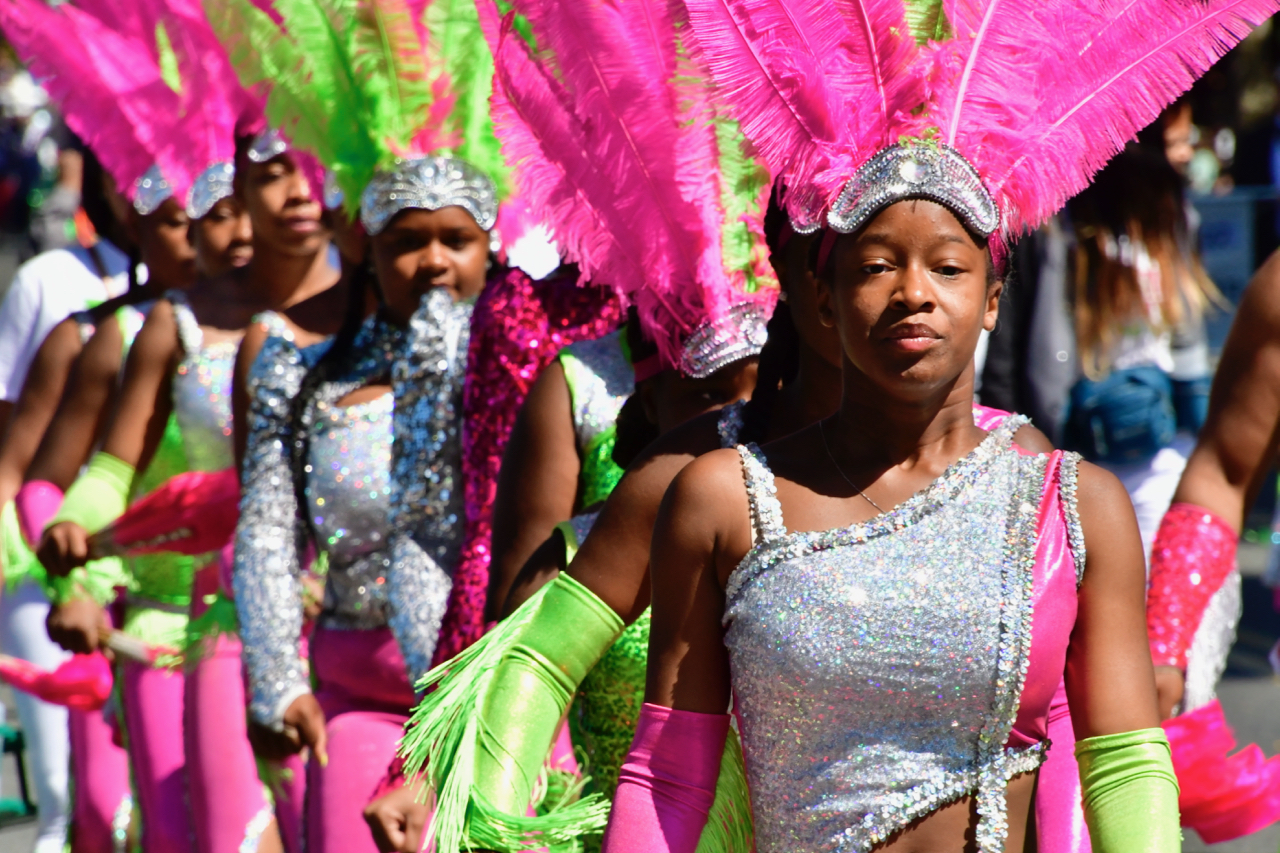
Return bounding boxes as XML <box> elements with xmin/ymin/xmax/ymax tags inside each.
<box><xmin>1068</xmin><ymin>145</ymin><xmax>1218</xmax><ymax>378</ymax></box>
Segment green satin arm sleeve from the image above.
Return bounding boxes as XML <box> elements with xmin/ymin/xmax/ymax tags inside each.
<box><xmin>474</xmin><ymin>572</ymin><xmax>624</xmax><ymax>816</ymax></box>
<box><xmin>50</xmin><ymin>451</ymin><xmax>134</xmax><ymax>534</ymax></box>
<box><xmin>1076</xmin><ymin>728</ymin><xmax>1181</xmax><ymax>852</ymax></box>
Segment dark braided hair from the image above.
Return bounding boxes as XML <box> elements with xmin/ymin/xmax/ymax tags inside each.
<box><xmin>287</xmin><ymin>259</ymin><xmax>376</xmax><ymax>535</ymax></box>
<box><xmin>740</xmin><ymin>184</ymin><xmax>802</xmax><ymax>444</ymax></box>
<box><xmin>610</xmin><ymin>308</ymin><xmax>661</xmax><ymax>470</ymax></box>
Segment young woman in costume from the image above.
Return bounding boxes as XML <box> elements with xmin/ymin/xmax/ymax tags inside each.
<box><xmin>0</xmin><ymin>5</ymin><xmax>209</xmax><ymax>850</ymax></box>
<box><xmin>217</xmin><ymin>3</ymin><xmax>576</xmax><ymax>850</ymax></box>
<box><xmin>36</xmin><ymin>5</ymin><xmax>340</xmax><ymax>842</ymax></box>
<box><xmin>593</xmin><ymin>0</ymin><xmax>1272</xmax><ymax>850</ymax></box>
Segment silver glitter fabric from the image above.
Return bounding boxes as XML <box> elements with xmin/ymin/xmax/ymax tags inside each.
<box><xmin>247</xmin><ymin>128</ymin><xmax>288</xmax><ymax>163</ymax></box>
<box><xmin>827</xmin><ymin>143</ymin><xmax>1000</xmax><ymax>238</ymax></box>
<box><xmin>560</xmin><ymin>330</ymin><xmax>634</xmax><ymax>452</ymax></box>
<box><xmin>716</xmin><ymin>399</ymin><xmax>748</xmax><ymax>447</ymax></box>
<box><xmin>187</xmin><ymin>161</ymin><xmax>235</xmax><ymax>219</ymax></box>
<box><xmin>724</xmin><ymin>422</ymin><xmax>1048</xmax><ymax>852</ymax></box>
<box><xmin>235</xmin><ymin>313</ymin><xmax>335</xmax><ymax>726</ymax></box>
<box><xmin>385</xmin><ymin>288</ymin><xmax>473</xmax><ymax>684</ymax></box>
<box><xmin>360</xmin><ymin>155</ymin><xmax>498</xmax><ymax>236</ymax></box>
<box><xmin>132</xmin><ymin>164</ymin><xmax>173</xmax><ymax>216</ymax></box>
<box><xmin>1182</xmin><ymin>568</ymin><xmax>1242</xmax><ymax>712</ymax></box>
<box><xmin>680</xmin><ymin>300</ymin><xmax>770</xmax><ymax>379</ymax></box>
<box><xmin>168</xmin><ymin>292</ymin><xmax>238</xmax><ymax>473</ymax></box>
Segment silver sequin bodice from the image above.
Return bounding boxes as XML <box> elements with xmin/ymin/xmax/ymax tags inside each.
<box><xmin>169</xmin><ymin>292</ymin><xmax>238</xmax><ymax>472</ymax></box>
<box><xmin>306</xmin><ymin>393</ymin><xmax>396</xmax><ymax>627</ymax></box>
<box><xmin>725</xmin><ymin>423</ymin><xmax>1048</xmax><ymax>852</ymax></box>
<box><xmin>560</xmin><ymin>329</ymin><xmax>633</xmax><ymax>451</ymax></box>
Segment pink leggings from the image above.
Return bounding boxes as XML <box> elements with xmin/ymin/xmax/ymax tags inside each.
<box><xmin>307</xmin><ymin>627</ymin><xmax>415</xmax><ymax>853</ymax></box>
<box><xmin>185</xmin><ymin>632</ymin><xmax>272</xmax><ymax>853</ymax></box>
<box><xmin>120</xmin><ymin>660</ymin><xmax>190</xmax><ymax>853</ymax></box>
<box><xmin>67</xmin><ymin>708</ymin><xmax>130</xmax><ymax>853</ymax></box>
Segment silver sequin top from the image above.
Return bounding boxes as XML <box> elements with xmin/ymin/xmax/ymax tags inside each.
<box><xmin>236</xmin><ymin>291</ymin><xmax>472</xmax><ymax>726</ymax></box>
<box><xmin>169</xmin><ymin>291</ymin><xmax>239</xmax><ymax>473</ymax></box>
<box><xmin>724</xmin><ymin>421</ymin><xmax>1051</xmax><ymax>852</ymax></box>
<box><xmin>559</xmin><ymin>330</ymin><xmax>634</xmax><ymax>453</ymax></box>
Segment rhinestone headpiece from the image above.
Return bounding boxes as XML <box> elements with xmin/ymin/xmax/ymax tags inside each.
<box><xmin>827</xmin><ymin>143</ymin><xmax>1000</xmax><ymax>237</ymax></box>
<box><xmin>247</xmin><ymin>128</ymin><xmax>288</xmax><ymax>163</ymax></box>
<box><xmin>132</xmin><ymin>164</ymin><xmax>173</xmax><ymax>216</ymax></box>
<box><xmin>360</xmin><ymin>156</ymin><xmax>498</xmax><ymax>236</ymax></box>
<box><xmin>186</xmin><ymin>161</ymin><xmax>235</xmax><ymax>219</ymax></box>
<box><xmin>680</xmin><ymin>299</ymin><xmax>770</xmax><ymax>379</ymax></box>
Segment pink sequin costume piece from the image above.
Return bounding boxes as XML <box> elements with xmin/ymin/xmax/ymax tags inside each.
<box><xmin>432</xmin><ymin>267</ymin><xmax>621</xmax><ymax>666</ymax></box>
<box><xmin>1146</xmin><ymin>503</ymin><xmax>1237</xmax><ymax>669</ymax></box>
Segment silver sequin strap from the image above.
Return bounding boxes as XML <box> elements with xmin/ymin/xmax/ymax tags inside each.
<box><xmin>1057</xmin><ymin>452</ymin><xmax>1087</xmax><ymax>586</ymax></box>
<box><xmin>71</xmin><ymin>310</ymin><xmax>96</xmax><ymax>344</ymax></box>
<box><xmin>165</xmin><ymin>290</ymin><xmax>203</xmax><ymax>355</ymax></box>
<box><xmin>736</xmin><ymin>443</ymin><xmax>786</xmax><ymax>545</ymax></box>
<box><xmin>253</xmin><ymin>311</ymin><xmax>293</xmax><ymax>344</ymax></box>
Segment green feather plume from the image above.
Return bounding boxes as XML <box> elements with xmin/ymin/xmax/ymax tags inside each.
<box><xmin>903</xmin><ymin>0</ymin><xmax>950</xmax><ymax>45</ymax></box>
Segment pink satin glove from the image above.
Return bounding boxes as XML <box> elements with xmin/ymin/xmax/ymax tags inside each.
<box><xmin>601</xmin><ymin>703</ymin><xmax>729</xmax><ymax>853</ymax></box>
<box><xmin>14</xmin><ymin>480</ymin><xmax>64</xmax><ymax>547</ymax></box>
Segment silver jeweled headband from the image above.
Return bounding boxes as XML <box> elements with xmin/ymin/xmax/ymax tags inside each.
<box><xmin>247</xmin><ymin>128</ymin><xmax>288</xmax><ymax>163</ymax></box>
<box><xmin>827</xmin><ymin>143</ymin><xmax>1000</xmax><ymax>237</ymax></box>
<box><xmin>360</xmin><ymin>156</ymin><xmax>498</xmax><ymax>236</ymax></box>
<box><xmin>680</xmin><ymin>299</ymin><xmax>771</xmax><ymax>379</ymax></box>
<box><xmin>132</xmin><ymin>164</ymin><xmax>173</xmax><ymax>216</ymax></box>
<box><xmin>186</xmin><ymin>161</ymin><xmax>235</xmax><ymax>219</ymax></box>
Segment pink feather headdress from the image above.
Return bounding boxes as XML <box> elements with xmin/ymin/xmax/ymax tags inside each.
<box><xmin>678</xmin><ymin>0</ymin><xmax>1278</xmax><ymax>245</ymax></box>
<box><xmin>152</xmin><ymin>0</ymin><xmax>266</xmax><ymax>218</ymax></box>
<box><xmin>0</xmin><ymin>0</ymin><xmax>182</xmax><ymax>212</ymax></box>
<box><xmin>480</xmin><ymin>0</ymin><xmax>777</xmax><ymax>375</ymax></box>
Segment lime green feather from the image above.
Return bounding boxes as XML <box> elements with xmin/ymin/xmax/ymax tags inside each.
<box><xmin>903</xmin><ymin>0</ymin><xmax>950</xmax><ymax>45</ymax></box>
<box><xmin>424</xmin><ymin>0</ymin><xmax>510</xmax><ymax>196</ymax></box>
<box><xmin>155</xmin><ymin>22</ymin><xmax>184</xmax><ymax>96</ymax></box>
<box><xmin>713</xmin><ymin>116</ymin><xmax>773</xmax><ymax>294</ymax></box>
<box><xmin>351</xmin><ymin>0</ymin><xmax>433</xmax><ymax>156</ymax></box>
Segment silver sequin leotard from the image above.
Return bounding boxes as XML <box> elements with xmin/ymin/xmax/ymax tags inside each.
<box><xmin>724</xmin><ymin>420</ymin><xmax>1081</xmax><ymax>852</ymax></box>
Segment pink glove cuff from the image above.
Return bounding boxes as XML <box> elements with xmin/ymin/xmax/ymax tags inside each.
<box><xmin>1147</xmin><ymin>503</ymin><xmax>1237</xmax><ymax>669</ymax></box>
<box><xmin>14</xmin><ymin>481</ymin><xmax>64</xmax><ymax>547</ymax></box>
<box><xmin>601</xmin><ymin>703</ymin><xmax>730</xmax><ymax>853</ymax></box>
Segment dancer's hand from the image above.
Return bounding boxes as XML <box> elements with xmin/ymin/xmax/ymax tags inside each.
<box><xmin>46</xmin><ymin>598</ymin><xmax>108</xmax><ymax>654</ymax></box>
<box><xmin>363</xmin><ymin>784</ymin><xmax>429</xmax><ymax>852</ymax></box>
<box><xmin>1153</xmin><ymin>666</ymin><xmax>1184</xmax><ymax>720</ymax></box>
<box><xmin>38</xmin><ymin>521</ymin><xmax>91</xmax><ymax>577</ymax></box>
<box><xmin>284</xmin><ymin>694</ymin><xmax>329</xmax><ymax>767</ymax></box>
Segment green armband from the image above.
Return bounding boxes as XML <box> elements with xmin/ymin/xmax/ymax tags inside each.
<box><xmin>476</xmin><ymin>573</ymin><xmax>625</xmax><ymax>815</ymax></box>
<box><xmin>51</xmin><ymin>452</ymin><xmax>135</xmax><ymax>534</ymax></box>
<box><xmin>1077</xmin><ymin>728</ymin><xmax>1181</xmax><ymax>852</ymax></box>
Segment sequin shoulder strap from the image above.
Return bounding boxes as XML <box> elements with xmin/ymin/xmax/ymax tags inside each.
<box><xmin>165</xmin><ymin>289</ymin><xmax>203</xmax><ymax>355</ymax></box>
<box><xmin>717</xmin><ymin>400</ymin><xmax>747</xmax><ymax>448</ymax></box>
<box><xmin>735</xmin><ymin>443</ymin><xmax>785</xmax><ymax>545</ymax></box>
<box><xmin>1056</xmin><ymin>451</ymin><xmax>1087</xmax><ymax>586</ymax></box>
<box><xmin>253</xmin><ymin>310</ymin><xmax>293</xmax><ymax>343</ymax></box>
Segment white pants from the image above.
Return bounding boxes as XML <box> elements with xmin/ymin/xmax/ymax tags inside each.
<box><xmin>0</xmin><ymin>581</ymin><xmax>71</xmax><ymax>853</ymax></box>
<box><xmin>1099</xmin><ymin>433</ymin><xmax>1194</xmax><ymax>572</ymax></box>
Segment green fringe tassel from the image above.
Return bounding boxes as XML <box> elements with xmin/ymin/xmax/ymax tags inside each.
<box><xmin>182</xmin><ymin>592</ymin><xmax>239</xmax><ymax>666</ymax></box>
<box><xmin>696</xmin><ymin>729</ymin><xmax>754</xmax><ymax>853</ymax></box>
<box><xmin>399</xmin><ymin>582</ymin><xmax>556</xmax><ymax>853</ymax></box>
<box><xmin>466</xmin><ymin>788</ymin><xmax>609</xmax><ymax>852</ymax></box>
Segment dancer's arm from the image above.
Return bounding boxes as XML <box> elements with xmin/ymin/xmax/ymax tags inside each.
<box><xmin>601</xmin><ymin>451</ymin><xmax>746</xmax><ymax>853</ymax></box>
<box><xmin>1147</xmin><ymin>254</ymin><xmax>1280</xmax><ymax>715</ymax></box>
<box><xmin>486</xmin><ymin>360</ymin><xmax>580</xmax><ymax>621</ymax></box>
<box><xmin>1066</xmin><ymin>462</ymin><xmax>1179</xmax><ymax>851</ymax></box>
<box><xmin>0</xmin><ymin>318</ymin><xmax>84</xmax><ymax>508</ymax></box>
<box><xmin>38</xmin><ymin>303</ymin><xmax>178</xmax><ymax>576</ymax></box>
<box><xmin>24</xmin><ymin>318</ymin><xmax>126</xmax><ymax>491</ymax></box>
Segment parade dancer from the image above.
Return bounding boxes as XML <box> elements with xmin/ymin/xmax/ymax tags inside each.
<box><xmin>592</xmin><ymin>0</ymin><xmax>1273</xmax><ymax>849</ymax></box>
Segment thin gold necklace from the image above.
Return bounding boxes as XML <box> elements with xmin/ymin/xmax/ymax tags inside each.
<box><xmin>819</xmin><ymin>417</ymin><xmax>885</xmax><ymax>513</ymax></box>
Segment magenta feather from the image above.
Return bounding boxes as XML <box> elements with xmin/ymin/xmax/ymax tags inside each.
<box><xmin>678</xmin><ymin>0</ymin><xmax>922</xmax><ymax>225</ymax></box>
<box><xmin>0</xmin><ymin>0</ymin><xmax>178</xmax><ymax>200</ymax></box>
<box><xmin>488</xmin><ymin>0</ymin><xmax>774</xmax><ymax>365</ymax></box>
<box><xmin>931</xmin><ymin>0</ymin><xmax>1279</xmax><ymax>236</ymax></box>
